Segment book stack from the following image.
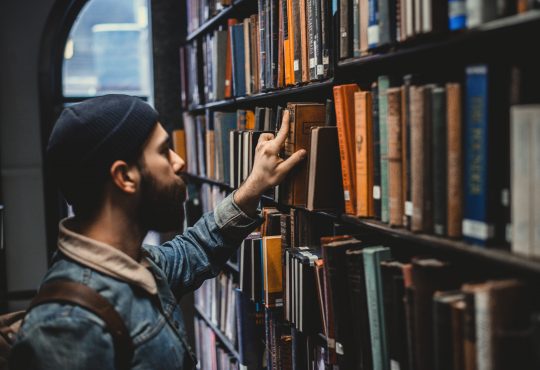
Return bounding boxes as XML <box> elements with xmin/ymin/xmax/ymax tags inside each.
<box><xmin>339</xmin><ymin>0</ymin><xmax>539</xmax><ymax>58</ymax></box>
<box><xmin>332</xmin><ymin>64</ymin><xmax>519</xmax><ymax>248</ymax></box>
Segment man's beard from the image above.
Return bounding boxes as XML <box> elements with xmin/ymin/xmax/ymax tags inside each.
<box><xmin>138</xmin><ymin>169</ymin><xmax>187</xmax><ymax>232</ymax></box>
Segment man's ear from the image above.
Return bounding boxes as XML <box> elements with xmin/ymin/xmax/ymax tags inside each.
<box><xmin>110</xmin><ymin>160</ymin><xmax>139</xmax><ymax>194</ymax></box>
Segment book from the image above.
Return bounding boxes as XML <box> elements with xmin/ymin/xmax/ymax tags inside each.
<box><xmin>447</xmin><ymin>83</ymin><xmax>463</xmax><ymax>238</ymax></box>
<box><xmin>334</xmin><ymin>84</ymin><xmax>360</xmax><ymax>215</ymax></box>
<box><xmin>354</xmin><ymin>91</ymin><xmax>375</xmax><ymax>217</ymax></box>
<box><xmin>263</xmin><ymin>235</ymin><xmax>283</xmax><ymax>308</ymax></box>
<box><xmin>432</xmin><ymin>86</ymin><xmax>447</xmax><ymax>236</ymax></box>
<box><xmin>378</xmin><ymin>76</ymin><xmax>391</xmax><ymax>223</ymax></box>
<box><xmin>387</xmin><ymin>87</ymin><xmax>404</xmax><ymax>226</ymax></box>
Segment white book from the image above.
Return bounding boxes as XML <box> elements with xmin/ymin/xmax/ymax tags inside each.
<box><xmin>531</xmin><ymin>108</ymin><xmax>540</xmax><ymax>257</ymax></box>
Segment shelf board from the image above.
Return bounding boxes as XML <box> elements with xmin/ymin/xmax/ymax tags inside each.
<box><xmin>194</xmin><ymin>305</ymin><xmax>241</xmax><ymax>361</ymax></box>
<box><xmin>186</xmin><ymin>0</ymin><xmax>249</xmax><ymax>42</ymax></box>
<box><xmin>187</xmin><ymin>79</ymin><xmax>334</xmax><ymax>113</ymax></box>
<box><xmin>338</xmin><ymin>10</ymin><xmax>540</xmax><ymax>70</ymax></box>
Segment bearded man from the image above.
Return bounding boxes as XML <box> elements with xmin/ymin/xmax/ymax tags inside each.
<box><xmin>9</xmin><ymin>95</ymin><xmax>305</xmax><ymax>369</ymax></box>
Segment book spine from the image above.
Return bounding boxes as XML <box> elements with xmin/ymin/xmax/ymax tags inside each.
<box><xmin>378</xmin><ymin>0</ymin><xmax>391</xmax><ymax>45</ymax></box>
<box><xmin>340</xmin><ymin>0</ymin><xmax>350</xmax><ymax>58</ymax></box>
<box><xmin>259</xmin><ymin>0</ymin><xmax>267</xmax><ymax>91</ymax></box>
<box><xmin>231</xmin><ymin>24</ymin><xmax>247</xmax><ymax>96</ymax></box>
<box><xmin>533</xmin><ymin>111</ymin><xmax>540</xmax><ymax>257</ymax></box>
<box><xmin>277</xmin><ymin>0</ymin><xmax>285</xmax><ymax>88</ymax></box>
<box><xmin>320</xmin><ymin>0</ymin><xmax>330</xmax><ymax>77</ymax></box>
<box><xmin>475</xmin><ymin>289</ymin><xmax>492</xmax><ymax>370</ymax></box>
<box><xmin>402</xmin><ymin>75</ymin><xmax>413</xmax><ymax>228</ymax></box>
<box><xmin>447</xmin><ymin>83</ymin><xmax>463</xmax><ymax>238</ymax></box>
<box><xmin>353</xmin><ymin>0</ymin><xmax>361</xmax><ymax>57</ymax></box>
<box><xmin>387</xmin><ymin>87</ymin><xmax>404</xmax><ymax>227</ymax></box>
<box><xmin>283</xmin><ymin>0</ymin><xmax>294</xmax><ymax>85</ymax></box>
<box><xmin>251</xmin><ymin>15</ymin><xmax>260</xmax><ymax>93</ymax></box>
<box><xmin>307</xmin><ymin>0</ymin><xmax>316</xmax><ymax>79</ymax></box>
<box><xmin>244</xmin><ymin>20</ymin><xmax>252</xmax><ymax>96</ymax></box>
<box><xmin>270</xmin><ymin>0</ymin><xmax>280</xmax><ymax>88</ymax></box>
<box><xmin>312</xmin><ymin>0</ymin><xmax>322</xmax><ymax>79</ymax></box>
<box><xmin>225</xmin><ymin>20</ymin><xmax>236</xmax><ymax>99</ymax></box>
<box><xmin>299</xmin><ymin>0</ymin><xmax>309</xmax><ymax>82</ymax></box>
<box><xmin>292</xmin><ymin>0</ymin><xmax>303</xmax><ymax>83</ymax></box>
<box><xmin>364</xmin><ymin>247</ymin><xmax>392</xmax><ymax>370</ymax></box>
<box><xmin>360</xmin><ymin>0</ymin><xmax>370</xmax><ymax>53</ymax></box>
<box><xmin>355</xmin><ymin>91</ymin><xmax>373</xmax><ymax>217</ymax></box>
<box><xmin>378</xmin><ymin>76</ymin><xmax>390</xmax><ymax>223</ymax></box>
<box><xmin>423</xmin><ymin>85</ymin><xmax>434</xmax><ymax>233</ymax></box>
<box><xmin>368</xmin><ymin>0</ymin><xmax>380</xmax><ymax>48</ymax></box>
<box><xmin>463</xmin><ymin>65</ymin><xmax>493</xmax><ymax>245</ymax></box>
<box><xmin>448</xmin><ymin>0</ymin><xmax>467</xmax><ymax>30</ymax></box>
<box><xmin>372</xmin><ymin>81</ymin><xmax>382</xmax><ymax>219</ymax></box>
<box><xmin>432</xmin><ymin>87</ymin><xmax>447</xmax><ymax>236</ymax></box>
<box><xmin>410</xmin><ymin>86</ymin><xmax>425</xmax><ymax>232</ymax></box>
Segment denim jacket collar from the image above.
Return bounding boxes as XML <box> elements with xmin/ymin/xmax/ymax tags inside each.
<box><xmin>58</xmin><ymin>218</ymin><xmax>158</xmax><ymax>295</ymax></box>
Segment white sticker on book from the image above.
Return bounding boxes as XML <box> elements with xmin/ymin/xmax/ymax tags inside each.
<box><xmin>327</xmin><ymin>338</ymin><xmax>335</xmax><ymax>348</ymax></box>
<box><xmin>391</xmin><ymin>360</ymin><xmax>401</xmax><ymax>370</ymax></box>
<box><xmin>373</xmin><ymin>186</ymin><xmax>381</xmax><ymax>200</ymax></box>
<box><xmin>462</xmin><ymin>219</ymin><xmax>494</xmax><ymax>240</ymax></box>
<box><xmin>294</xmin><ymin>60</ymin><xmax>300</xmax><ymax>71</ymax></box>
<box><xmin>344</xmin><ymin>190</ymin><xmax>350</xmax><ymax>201</ymax></box>
<box><xmin>368</xmin><ymin>26</ymin><xmax>380</xmax><ymax>45</ymax></box>
<box><xmin>501</xmin><ymin>188</ymin><xmax>509</xmax><ymax>207</ymax></box>
<box><xmin>405</xmin><ymin>201</ymin><xmax>413</xmax><ymax>216</ymax></box>
<box><xmin>323</xmin><ymin>56</ymin><xmax>329</xmax><ymax>65</ymax></box>
<box><xmin>240</xmin><ymin>366</ymin><xmax>248</xmax><ymax>370</ymax></box>
<box><xmin>317</xmin><ymin>65</ymin><xmax>324</xmax><ymax>76</ymax></box>
<box><xmin>309</xmin><ymin>58</ymin><xmax>316</xmax><ymax>68</ymax></box>
<box><xmin>336</xmin><ymin>342</ymin><xmax>344</xmax><ymax>355</ymax></box>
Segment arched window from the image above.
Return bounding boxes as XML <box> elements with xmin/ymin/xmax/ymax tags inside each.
<box><xmin>62</xmin><ymin>0</ymin><xmax>153</xmax><ymax>101</ymax></box>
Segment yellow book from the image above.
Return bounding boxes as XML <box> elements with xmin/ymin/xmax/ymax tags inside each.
<box><xmin>246</xmin><ymin>110</ymin><xmax>255</xmax><ymax>130</ymax></box>
<box><xmin>172</xmin><ymin>129</ymin><xmax>187</xmax><ymax>162</ymax></box>
<box><xmin>263</xmin><ymin>235</ymin><xmax>283</xmax><ymax>308</ymax></box>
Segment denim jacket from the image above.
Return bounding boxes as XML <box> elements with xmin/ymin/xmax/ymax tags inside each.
<box><xmin>9</xmin><ymin>192</ymin><xmax>262</xmax><ymax>370</ymax></box>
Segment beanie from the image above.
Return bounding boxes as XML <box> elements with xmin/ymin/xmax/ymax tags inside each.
<box><xmin>46</xmin><ymin>94</ymin><xmax>158</xmax><ymax>203</ymax></box>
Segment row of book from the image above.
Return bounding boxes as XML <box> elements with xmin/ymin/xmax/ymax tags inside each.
<box><xmin>180</xmin><ymin>0</ymin><xmax>333</xmax><ymax>108</ymax></box>
<box><xmin>191</xmin><ymin>205</ymin><xmax>540</xmax><ymax>370</ymax></box>
<box><xmin>340</xmin><ymin>0</ymin><xmax>540</xmax><ymax>59</ymax></box>
<box><xmin>194</xmin><ymin>316</ymin><xmax>241</xmax><ymax>370</ymax></box>
<box><xmin>194</xmin><ymin>271</ymin><xmax>238</xmax><ymax>345</ymax></box>
<box><xmin>185</xmin><ymin>0</ymin><xmax>232</xmax><ymax>35</ymax></box>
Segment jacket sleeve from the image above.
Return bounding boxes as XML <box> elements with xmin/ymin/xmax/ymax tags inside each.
<box><xmin>9</xmin><ymin>315</ymin><xmax>115</xmax><ymax>370</ymax></box>
<box><xmin>148</xmin><ymin>191</ymin><xmax>263</xmax><ymax>297</ymax></box>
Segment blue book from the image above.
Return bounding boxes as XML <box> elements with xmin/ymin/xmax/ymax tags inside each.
<box><xmin>230</xmin><ymin>23</ymin><xmax>246</xmax><ymax>97</ymax></box>
<box><xmin>363</xmin><ymin>246</ymin><xmax>392</xmax><ymax>370</ymax></box>
<box><xmin>368</xmin><ymin>0</ymin><xmax>379</xmax><ymax>49</ymax></box>
<box><xmin>448</xmin><ymin>0</ymin><xmax>466</xmax><ymax>30</ymax></box>
<box><xmin>464</xmin><ymin>65</ymin><xmax>492</xmax><ymax>245</ymax></box>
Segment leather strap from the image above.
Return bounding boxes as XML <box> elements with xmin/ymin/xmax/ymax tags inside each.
<box><xmin>28</xmin><ymin>280</ymin><xmax>133</xmax><ymax>370</ymax></box>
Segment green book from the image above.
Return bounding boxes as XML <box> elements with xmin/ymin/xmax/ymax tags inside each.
<box><xmin>363</xmin><ymin>246</ymin><xmax>392</xmax><ymax>370</ymax></box>
<box><xmin>378</xmin><ymin>76</ymin><xmax>390</xmax><ymax>223</ymax></box>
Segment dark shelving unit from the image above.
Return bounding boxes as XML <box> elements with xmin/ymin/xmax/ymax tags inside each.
<box><xmin>194</xmin><ymin>305</ymin><xmax>240</xmax><ymax>361</ymax></box>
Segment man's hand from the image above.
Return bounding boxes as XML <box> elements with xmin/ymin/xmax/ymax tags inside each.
<box><xmin>233</xmin><ymin>110</ymin><xmax>307</xmax><ymax>216</ymax></box>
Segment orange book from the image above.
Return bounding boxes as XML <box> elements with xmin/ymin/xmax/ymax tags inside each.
<box><xmin>263</xmin><ymin>236</ymin><xmax>283</xmax><ymax>308</ymax></box>
<box><xmin>172</xmin><ymin>129</ymin><xmax>187</xmax><ymax>162</ymax></box>
<box><xmin>354</xmin><ymin>91</ymin><xmax>374</xmax><ymax>217</ymax></box>
<box><xmin>277</xmin><ymin>0</ymin><xmax>285</xmax><ymax>88</ymax></box>
<box><xmin>206</xmin><ymin>130</ymin><xmax>215</xmax><ymax>180</ymax></box>
<box><xmin>286</xmin><ymin>0</ymin><xmax>295</xmax><ymax>85</ymax></box>
<box><xmin>224</xmin><ymin>19</ymin><xmax>238</xmax><ymax>98</ymax></box>
<box><xmin>246</xmin><ymin>110</ymin><xmax>255</xmax><ymax>130</ymax></box>
<box><xmin>333</xmin><ymin>84</ymin><xmax>360</xmax><ymax>215</ymax></box>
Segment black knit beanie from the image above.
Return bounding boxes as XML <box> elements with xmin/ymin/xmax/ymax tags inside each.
<box><xmin>46</xmin><ymin>94</ymin><xmax>158</xmax><ymax>204</ymax></box>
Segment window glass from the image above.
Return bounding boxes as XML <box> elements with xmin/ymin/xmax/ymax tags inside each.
<box><xmin>63</xmin><ymin>0</ymin><xmax>152</xmax><ymax>98</ymax></box>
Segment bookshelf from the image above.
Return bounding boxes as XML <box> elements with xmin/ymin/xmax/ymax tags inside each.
<box><xmin>194</xmin><ymin>305</ymin><xmax>241</xmax><ymax>360</ymax></box>
<box><xmin>184</xmin><ymin>173</ymin><xmax>540</xmax><ymax>277</ymax></box>
<box><xmin>179</xmin><ymin>1</ymin><xmax>540</xmax><ymax>370</ymax></box>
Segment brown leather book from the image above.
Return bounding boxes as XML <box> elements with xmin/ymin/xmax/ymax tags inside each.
<box><xmin>282</xmin><ymin>103</ymin><xmax>326</xmax><ymax>206</ymax></box>
<box><xmin>360</xmin><ymin>0</ymin><xmax>369</xmax><ymax>54</ymax></box>
<box><xmin>354</xmin><ymin>91</ymin><xmax>374</xmax><ymax>217</ymax></box>
<box><xmin>387</xmin><ymin>87</ymin><xmax>404</xmax><ymax>226</ymax></box>
<box><xmin>291</xmin><ymin>0</ymin><xmax>302</xmax><ymax>83</ymax></box>
<box><xmin>225</xmin><ymin>19</ymin><xmax>238</xmax><ymax>98</ymax></box>
<box><xmin>446</xmin><ymin>83</ymin><xmax>463</xmax><ymax>238</ymax></box>
<box><xmin>451</xmin><ymin>298</ymin><xmax>466</xmax><ymax>370</ymax></box>
<box><xmin>250</xmin><ymin>15</ymin><xmax>260</xmax><ymax>93</ymax></box>
<box><xmin>334</xmin><ymin>84</ymin><xmax>360</xmax><ymax>215</ymax></box>
<box><xmin>410</xmin><ymin>85</ymin><xmax>427</xmax><ymax>232</ymax></box>
<box><xmin>299</xmin><ymin>0</ymin><xmax>309</xmax><ymax>82</ymax></box>
<box><xmin>307</xmin><ymin>126</ymin><xmax>344</xmax><ymax>211</ymax></box>
<box><xmin>401</xmin><ymin>79</ymin><xmax>409</xmax><ymax>227</ymax></box>
<box><xmin>461</xmin><ymin>282</ymin><xmax>484</xmax><ymax>370</ymax></box>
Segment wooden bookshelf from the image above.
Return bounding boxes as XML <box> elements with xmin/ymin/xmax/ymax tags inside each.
<box><xmin>183</xmin><ymin>173</ymin><xmax>540</xmax><ymax>277</ymax></box>
<box><xmin>194</xmin><ymin>305</ymin><xmax>241</xmax><ymax>361</ymax></box>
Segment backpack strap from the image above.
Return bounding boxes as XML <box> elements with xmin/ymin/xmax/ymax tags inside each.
<box><xmin>28</xmin><ymin>280</ymin><xmax>133</xmax><ymax>370</ymax></box>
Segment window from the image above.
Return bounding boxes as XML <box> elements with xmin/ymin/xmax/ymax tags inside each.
<box><xmin>62</xmin><ymin>0</ymin><xmax>152</xmax><ymax>99</ymax></box>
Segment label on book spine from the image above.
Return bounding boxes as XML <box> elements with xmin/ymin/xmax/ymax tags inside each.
<box><xmin>344</xmin><ymin>190</ymin><xmax>351</xmax><ymax>201</ymax></box>
<box><xmin>368</xmin><ymin>26</ymin><xmax>379</xmax><ymax>46</ymax></box>
<box><xmin>294</xmin><ymin>60</ymin><xmax>300</xmax><ymax>71</ymax></box>
<box><xmin>391</xmin><ymin>360</ymin><xmax>401</xmax><ymax>370</ymax></box>
<box><xmin>373</xmin><ymin>186</ymin><xmax>381</xmax><ymax>200</ymax></box>
<box><xmin>336</xmin><ymin>342</ymin><xmax>344</xmax><ymax>355</ymax></box>
<box><xmin>405</xmin><ymin>201</ymin><xmax>413</xmax><ymax>216</ymax></box>
<box><xmin>462</xmin><ymin>219</ymin><xmax>494</xmax><ymax>241</ymax></box>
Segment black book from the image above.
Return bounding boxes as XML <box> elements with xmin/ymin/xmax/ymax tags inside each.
<box><xmin>312</xmin><ymin>0</ymin><xmax>322</xmax><ymax>80</ymax></box>
<box><xmin>306</xmin><ymin>0</ymin><xmax>315</xmax><ymax>80</ymax></box>
<box><xmin>319</xmin><ymin>0</ymin><xmax>330</xmax><ymax>78</ymax></box>
<box><xmin>339</xmin><ymin>0</ymin><xmax>352</xmax><ymax>59</ymax></box>
<box><xmin>371</xmin><ymin>81</ymin><xmax>382</xmax><ymax>219</ymax></box>
<box><xmin>236</xmin><ymin>289</ymin><xmax>264</xmax><ymax>370</ymax></box>
<box><xmin>402</xmin><ymin>75</ymin><xmax>414</xmax><ymax>229</ymax></box>
<box><xmin>258</xmin><ymin>0</ymin><xmax>267</xmax><ymax>91</ymax></box>
<box><xmin>345</xmin><ymin>248</ymin><xmax>373</xmax><ymax>370</ymax></box>
<box><xmin>433</xmin><ymin>290</ymin><xmax>465</xmax><ymax>370</ymax></box>
<box><xmin>378</xmin><ymin>0</ymin><xmax>397</xmax><ymax>46</ymax></box>
<box><xmin>269</xmin><ymin>0</ymin><xmax>279</xmax><ymax>89</ymax></box>
<box><xmin>381</xmin><ymin>260</ymin><xmax>409</xmax><ymax>370</ymax></box>
<box><xmin>323</xmin><ymin>238</ymin><xmax>363</xmax><ymax>370</ymax></box>
<box><xmin>251</xmin><ymin>237</ymin><xmax>263</xmax><ymax>304</ymax></box>
<box><xmin>291</xmin><ymin>1</ymin><xmax>302</xmax><ymax>84</ymax></box>
<box><xmin>291</xmin><ymin>326</ymin><xmax>308</xmax><ymax>370</ymax></box>
<box><xmin>432</xmin><ymin>86</ymin><xmax>447</xmax><ymax>236</ymax></box>
<box><xmin>325</xmin><ymin>99</ymin><xmax>335</xmax><ymax>126</ymax></box>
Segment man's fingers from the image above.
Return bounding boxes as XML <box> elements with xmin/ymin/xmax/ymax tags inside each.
<box><xmin>257</xmin><ymin>133</ymin><xmax>275</xmax><ymax>144</ymax></box>
<box><xmin>273</xmin><ymin>110</ymin><xmax>290</xmax><ymax>147</ymax></box>
<box><xmin>276</xmin><ymin>149</ymin><xmax>307</xmax><ymax>174</ymax></box>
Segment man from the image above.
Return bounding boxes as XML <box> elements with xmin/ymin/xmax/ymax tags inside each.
<box><xmin>9</xmin><ymin>95</ymin><xmax>305</xmax><ymax>369</ymax></box>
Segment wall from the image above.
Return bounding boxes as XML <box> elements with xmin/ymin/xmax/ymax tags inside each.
<box><xmin>0</xmin><ymin>0</ymin><xmax>56</xmax><ymax>307</ymax></box>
